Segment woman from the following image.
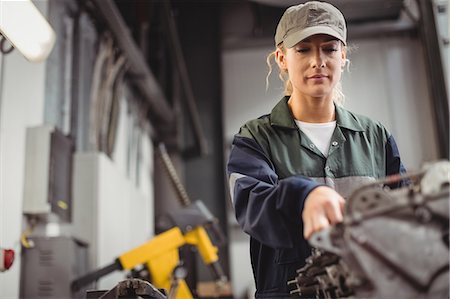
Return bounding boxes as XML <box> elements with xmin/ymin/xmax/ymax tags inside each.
<box><xmin>227</xmin><ymin>1</ymin><xmax>407</xmax><ymax>298</ymax></box>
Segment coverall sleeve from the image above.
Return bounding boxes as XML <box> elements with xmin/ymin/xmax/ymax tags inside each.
<box><xmin>227</xmin><ymin>135</ymin><xmax>321</xmax><ymax>249</ymax></box>
<box><xmin>385</xmin><ymin>135</ymin><xmax>409</xmax><ymax>188</ymax></box>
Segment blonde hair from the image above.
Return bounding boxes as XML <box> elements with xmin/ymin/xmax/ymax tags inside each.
<box><xmin>266</xmin><ymin>44</ymin><xmax>348</xmax><ymax>106</ymax></box>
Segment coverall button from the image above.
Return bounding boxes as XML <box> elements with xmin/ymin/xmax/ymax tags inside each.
<box><xmin>331</xmin><ymin>141</ymin><xmax>338</xmax><ymax>146</ymax></box>
<box><xmin>309</xmin><ymin>144</ymin><xmax>315</xmax><ymax>148</ymax></box>
<box><xmin>325</xmin><ymin>166</ymin><xmax>331</xmax><ymax>171</ymax></box>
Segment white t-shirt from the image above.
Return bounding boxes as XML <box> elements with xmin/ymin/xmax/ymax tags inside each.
<box><xmin>295</xmin><ymin>120</ymin><xmax>337</xmax><ymax>157</ymax></box>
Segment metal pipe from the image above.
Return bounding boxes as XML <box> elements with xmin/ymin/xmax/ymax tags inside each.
<box><xmin>163</xmin><ymin>1</ymin><xmax>208</xmax><ymax>156</ymax></box>
<box><xmin>91</xmin><ymin>0</ymin><xmax>175</xmax><ymax>132</ymax></box>
<box><xmin>417</xmin><ymin>0</ymin><xmax>449</xmax><ymax>159</ymax></box>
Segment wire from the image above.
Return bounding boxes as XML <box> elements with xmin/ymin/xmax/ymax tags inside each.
<box><xmin>0</xmin><ymin>36</ymin><xmax>14</xmax><ymax>55</ymax></box>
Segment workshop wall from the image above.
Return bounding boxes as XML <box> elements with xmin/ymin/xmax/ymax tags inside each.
<box><xmin>0</xmin><ymin>1</ymin><xmax>49</xmax><ymax>296</ymax></box>
<box><xmin>0</xmin><ymin>0</ymin><xmax>156</xmax><ymax>297</ymax></box>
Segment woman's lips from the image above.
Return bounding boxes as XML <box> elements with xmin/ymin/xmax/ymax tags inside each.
<box><xmin>308</xmin><ymin>74</ymin><xmax>328</xmax><ymax>79</ymax></box>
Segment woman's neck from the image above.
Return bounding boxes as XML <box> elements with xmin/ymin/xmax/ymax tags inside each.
<box><xmin>288</xmin><ymin>93</ymin><xmax>335</xmax><ymax>123</ymax></box>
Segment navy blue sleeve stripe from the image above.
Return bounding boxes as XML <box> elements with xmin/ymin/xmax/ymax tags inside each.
<box><xmin>385</xmin><ymin>135</ymin><xmax>408</xmax><ymax>187</ymax></box>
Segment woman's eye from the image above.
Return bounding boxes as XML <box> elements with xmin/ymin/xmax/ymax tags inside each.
<box><xmin>324</xmin><ymin>48</ymin><xmax>338</xmax><ymax>53</ymax></box>
<box><xmin>296</xmin><ymin>48</ymin><xmax>309</xmax><ymax>53</ymax></box>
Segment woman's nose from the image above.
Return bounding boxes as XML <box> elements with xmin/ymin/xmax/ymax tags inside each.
<box><xmin>311</xmin><ymin>50</ymin><xmax>325</xmax><ymax>68</ymax></box>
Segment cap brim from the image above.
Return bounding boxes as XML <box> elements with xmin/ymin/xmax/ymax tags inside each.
<box><xmin>284</xmin><ymin>26</ymin><xmax>346</xmax><ymax>48</ymax></box>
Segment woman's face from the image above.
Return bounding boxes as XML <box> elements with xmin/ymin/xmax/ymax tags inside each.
<box><xmin>276</xmin><ymin>34</ymin><xmax>346</xmax><ymax>100</ymax></box>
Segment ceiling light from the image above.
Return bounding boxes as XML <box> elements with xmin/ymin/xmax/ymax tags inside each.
<box><xmin>0</xmin><ymin>0</ymin><xmax>56</xmax><ymax>62</ymax></box>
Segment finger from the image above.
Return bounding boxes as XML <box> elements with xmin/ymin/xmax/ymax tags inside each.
<box><xmin>303</xmin><ymin>224</ymin><xmax>310</xmax><ymax>240</ymax></box>
<box><xmin>303</xmin><ymin>215</ymin><xmax>313</xmax><ymax>239</ymax></box>
<box><xmin>311</xmin><ymin>213</ymin><xmax>330</xmax><ymax>237</ymax></box>
<box><xmin>303</xmin><ymin>210</ymin><xmax>323</xmax><ymax>239</ymax></box>
<box><xmin>325</xmin><ymin>200</ymin><xmax>343</xmax><ymax>225</ymax></box>
<box><xmin>339</xmin><ymin>197</ymin><xmax>346</xmax><ymax>214</ymax></box>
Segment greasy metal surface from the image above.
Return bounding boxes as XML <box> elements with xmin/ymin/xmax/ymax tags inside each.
<box><xmin>290</xmin><ymin>161</ymin><xmax>450</xmax><ymax>299</ymax></box>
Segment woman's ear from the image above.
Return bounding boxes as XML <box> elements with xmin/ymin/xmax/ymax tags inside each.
<box><xmin>275</xmin><ymin>48</ymin><xmax>287</xmax><ymax>71</ymax></box>
<box><xmin>341</xmin><ymin>47</ymin><xmax>347</xmax><ymax>68</ymax></box>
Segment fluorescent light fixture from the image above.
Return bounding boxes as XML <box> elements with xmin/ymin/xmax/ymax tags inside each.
<box><xmin>0</xmin><ymin>0</ymin><xmax>56</xmax><ymax>62</ymax></box>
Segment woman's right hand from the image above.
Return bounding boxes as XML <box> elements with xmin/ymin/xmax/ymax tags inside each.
<box><xmin>302</xmin><ymin>186</ymin><xmax>345</xmax><ymax>239</ymax></box>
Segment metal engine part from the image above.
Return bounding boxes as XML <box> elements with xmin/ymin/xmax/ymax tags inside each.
<box><xmin>288</xmin><ymin>161</ymin><xmax>450</xmax><ymax>299</ymax></box>
<box><xmin>86</xmin><ymin>278</ymin><xmax>167</xmax><ymax>299</ymax></box>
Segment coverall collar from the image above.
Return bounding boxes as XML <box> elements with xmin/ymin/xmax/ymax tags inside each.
<box><xmin>270</xmin><ymin>96</ymin><xmax>365</xmax><ymax>132</ymax></box>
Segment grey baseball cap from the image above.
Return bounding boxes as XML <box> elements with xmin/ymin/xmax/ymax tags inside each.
<box><xmin>275</xmin><ymin>1</ymin><xmax>347</xmax><ymax>48</ymax></box>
